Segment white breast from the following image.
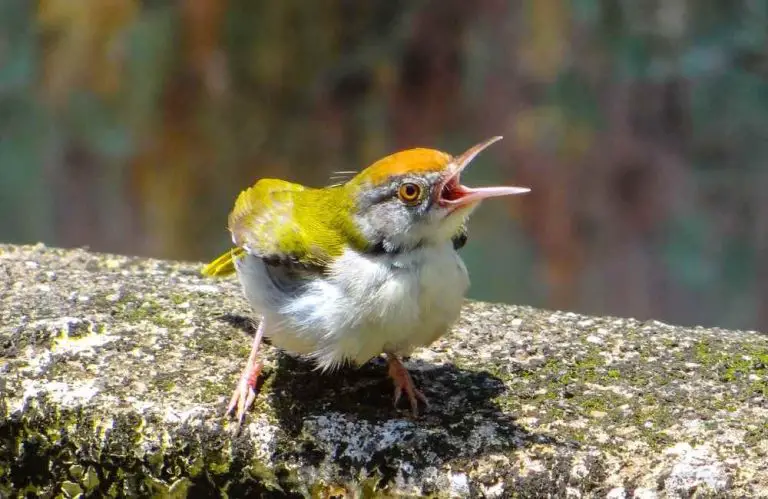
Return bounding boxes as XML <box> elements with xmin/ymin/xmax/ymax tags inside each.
<box><xmin>235</xmin><ymin>243</ymin><xmax>470</xmax><ymax>370</ymax></box>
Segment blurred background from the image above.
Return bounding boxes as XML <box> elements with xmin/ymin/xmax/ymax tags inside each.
<box><xmin>1</xmin><ymin>0</ymin><xmax>767</xmax><ymax>331</ymax></box>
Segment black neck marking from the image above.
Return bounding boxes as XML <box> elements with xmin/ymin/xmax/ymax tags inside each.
<box><xmin>366</xmin><ymin>240</ymin><xmax>413</xmax><ymax>256</ymax></box>
<box><xmin>365</xmin><ymin>231</ymin><xmax>467</xmax><ymax>256</ymax></box>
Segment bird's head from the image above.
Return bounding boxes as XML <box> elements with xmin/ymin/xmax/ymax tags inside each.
<box><xmin>346</xmin><ymin>136</ymin><xmax>530</xmax><ymax>252</ymax></box>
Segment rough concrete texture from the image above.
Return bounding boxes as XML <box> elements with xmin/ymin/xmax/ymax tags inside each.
<box><xmin>1</xmin><ymin>243</ymin><xmax>767</xmax><ymax>498</ymax></box>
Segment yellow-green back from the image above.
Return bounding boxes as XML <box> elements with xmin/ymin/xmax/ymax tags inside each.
<box><xmin>202</xmin><ymin>178</ymin><xmax>367</xmax><ymax>276</ymax></box>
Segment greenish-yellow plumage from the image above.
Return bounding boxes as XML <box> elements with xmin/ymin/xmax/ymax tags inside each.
<box><xmin>203</xmin><ymin>178</ymin><xmax>369</xmax><ymax>276</ymax></box>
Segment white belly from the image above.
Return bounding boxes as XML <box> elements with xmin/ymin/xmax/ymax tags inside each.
<box><xmin>235</xmin><ymin>244</ymin><xmax>470</xmax><ymax>370</ymax></box>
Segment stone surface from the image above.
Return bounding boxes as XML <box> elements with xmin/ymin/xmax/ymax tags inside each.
<box><xmin>1</xmin><ymin>243</ymin><xmax>768</xmax><ymax>497</ymax></box>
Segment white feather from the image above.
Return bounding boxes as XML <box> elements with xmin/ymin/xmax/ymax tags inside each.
<box><xmin>234</xmin><ymin>242</ymin><xmax>469</xmax><ymax>370</ymax></box>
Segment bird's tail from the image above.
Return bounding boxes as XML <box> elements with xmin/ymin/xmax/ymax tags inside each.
<box><xmin>201</xmin><ymin>247</ymin><xmax>245</xmax><ymax>277</ymax></box>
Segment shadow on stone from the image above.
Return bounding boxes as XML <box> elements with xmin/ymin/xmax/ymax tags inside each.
<box><xmin>269</xmin><ymin>354</ymin><xmax>515</xmax><ymax>430</ymax></box>
<box><xmin>217</xmin><ymin>313</ymin><xmax>552</xmax><ymax>481</ymax></box>
<box><xmin>217</xmin><ymin>313</ymin><xmax>263</xmax><ymax>340</ymax></box>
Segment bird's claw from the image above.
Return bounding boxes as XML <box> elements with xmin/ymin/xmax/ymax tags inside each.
<box><xmin>388</xmin><ymin>355</ymin><xmax>429</xmax><ymax>417</ymax></box>
<box><xmin>225</xmin><ymin>360</ymin><xmax>262</xmax><ymax>429</ymax></box>
<box><xmin>393</xmin><ymin>383</ymin><xmax>429</xmax><ymax>417</ymax></box>
<box><xmin>225</xmin><ymin>318</ymin><xmax>267</xmax><ymax>431</ymax></box>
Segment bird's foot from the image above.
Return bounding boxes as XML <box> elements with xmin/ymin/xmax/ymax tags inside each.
<box><xmin>225</xmin><ymin>358</ymin><xmax>263</xmax><ymax>428</ymax></box>
<box><xmin>387</xmin><ymin>354</ymin><xmax>429</xmax><ymax>417</ymax></box>
<box><xmin>225</xmin><ymin>317</ymin><xmax>267</xmax><ymax>429</ymax></box>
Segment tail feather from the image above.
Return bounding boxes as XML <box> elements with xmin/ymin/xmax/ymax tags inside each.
<box><xmin>201</xmin><ymin>247</ymin><xmax>245</xmax><ymax>277</ymax></box>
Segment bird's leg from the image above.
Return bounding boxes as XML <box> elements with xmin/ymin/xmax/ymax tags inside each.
<box><xmin>386</xmin><ymin>353</ymin><xmax>429</xmax><ymax>417</ymax></box>
<box><xmin>226</xmin><ymin>317</ymin><xmax>266</xmax><ymax>428</ymax></box>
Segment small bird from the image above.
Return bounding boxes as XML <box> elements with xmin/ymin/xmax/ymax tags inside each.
<box><xmin>202</xmin><ymin>136</ymin><xmax>530</xmax><ymax>426</ymax></box>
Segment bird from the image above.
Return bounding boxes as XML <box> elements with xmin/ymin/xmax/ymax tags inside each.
<box><xmin>202</xmin><ymin>136</ymin><xmax>530</xmax><ymax>427</ymax></box>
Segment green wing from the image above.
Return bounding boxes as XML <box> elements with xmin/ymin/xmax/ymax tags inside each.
<box><xmin>227</xmin><ymin>178</ymin><xmax>361</xmax><ymax>269</ymax></box>
<box><xmin>202</xmin><ymin>179</ymin><xmax>316</xmax><ymax>276</ymax></box>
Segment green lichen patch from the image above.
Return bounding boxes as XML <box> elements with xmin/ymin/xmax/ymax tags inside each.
<box><xmin>2</xmin><ymin>244</ymin><xmax>768</xmax><ymax>497</ymax></box>
<box><xmin>693</xmin><ymin>339</ymin><xmax>768</xmax><ymax>397</ymax></box>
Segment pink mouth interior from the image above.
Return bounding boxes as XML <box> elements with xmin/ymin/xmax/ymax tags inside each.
<box><xmin>440</xmin><ymin>176</ymin><xmax>465</xmax><ymax>203</ymax></box>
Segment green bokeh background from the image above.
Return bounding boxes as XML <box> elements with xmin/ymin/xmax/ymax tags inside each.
<box><xmin>2</xmin><ymin>0</ymin><xmax>767</xmax><ymax>330</ymax></box>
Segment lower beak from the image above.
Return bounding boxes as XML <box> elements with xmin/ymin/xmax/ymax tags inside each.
<box><xmin>438</xmin><ymin>136</ymin><xmax>530</xmax><ymax>208</ymax></box>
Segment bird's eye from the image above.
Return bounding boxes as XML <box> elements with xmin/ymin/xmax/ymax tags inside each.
<box><xmin>398</xmin><ymin>182</ymin><xmax>422</xmax><ymax>204</ymax></box>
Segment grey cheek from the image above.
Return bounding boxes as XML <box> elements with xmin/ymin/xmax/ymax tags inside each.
<box><xmin>420</xmin><ymin>194</ymin><xmax>434</xmax><ymax>214</ymax></box>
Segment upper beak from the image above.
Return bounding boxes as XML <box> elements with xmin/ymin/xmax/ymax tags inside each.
<box><xmin>438</xmin><ymin>136</ymin><xmax>531</xmax><ymax>209</ymax></box>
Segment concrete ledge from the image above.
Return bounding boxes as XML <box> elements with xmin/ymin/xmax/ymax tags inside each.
<box><xmin>1</xmin><ymin>243</ymin><xmax>767</xmax><ymax>497</ymax></box>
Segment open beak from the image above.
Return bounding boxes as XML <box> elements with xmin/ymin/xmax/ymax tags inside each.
<box><xmin>437</xmin><ymin>136</ymin><xmax>530</xmax><ymax>210</ymax></box>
